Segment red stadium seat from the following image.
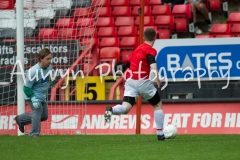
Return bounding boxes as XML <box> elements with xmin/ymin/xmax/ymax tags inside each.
<box><xmin>227</xmin><ymin>12</ymin><xmax>240</xmax><ymax>25</ymax></box>
<box><xmin>209</xmin><ymin>24</ymin><xmax>231</xmax><ymax>36</ymax></box>
<box><xmin>157</xmin><ymin>29</ymin><xmax>171</xmax><ymax>39</ymax></box>
<box><xmin>172</xmin><ymin>4</ymin><xmax>192</xmax><ymax>21</ymax></box>
<box><xmin>149</xmin><ymin>0</ymin><xmax>162</xmax><ymax>5</ymax></box>
<box><xmin>131</xmin><ymin>6</ymin><xmax>151</xmax><ymax>16</ymax></box>
<box><xmin>81</xmin><ymin>37</ymin><xmax>99</xmax><ymax>47</ymax></box>
<box><xmin>207</xmin><ymin>0</ymin><xmax>221</xmax><ymax>11</ymax></box>
<box><xmin>76</xmin><ymin>18</ymin><xmax>95</xmax><ymax>27</ymax></box>
<box><xmin>99</xmin><ymin>37</ymin><xmax>119</xmax><ymax>48</ymax></box>
<box><xmin>119</xmin><ymin>37</ymin><xmax>139</xmax><ymax>48</ymax></box>
<box><xmin>195</xmin><ymin>35</ymin><xmax>213</xmax><ymax>38</ymax></box>
<box><xmin>110</xmin><ymin>0</ymin><xmax>129</xmax><ymax>6</ymax></box>
<box><xmin>57</xmin><ymin>28</ymin><xmax>77</xmax><ymax>39</ymax></box>
<box><xmin>214</xmin><ymin>35</ymin><xmax>233</xmax><ymax>38</ymax></box>
<box><xmin>99</xmin><ymin>47</ymin><xmax>120</xmax><ymax>75</ymax></box>
<box><xmin>98</xmin><ymin>7</ymin><xmax>112</xmax><ymax>17</ymax></box>
<box><xmin>96</xmin><ymin>17</ymin><xmax>115</xmax><ymax>27</ymax></box>
<box><xmin>143</xmin><ymin>26</ymin><xmax>158</xmax><ymax>32</ymax></box>
<box><xmin>100</xmin><ymin>47</ymin><xmax>120</xmax><ymax>62</ymax></box>
<box><xmin>154</xmin><ymin>15</ymin><xmax>175</xmax><ymax>31</ymax></box>
<box><xmin>73</xmin><ymin>8</ymin><xmax>93</xmax><ymax>18</ymax></box>
<box><xmin>97</xmin><ymin>27</ymin><xmax>117</xmax><ymax>37</ymax></box>
<box><xmin>121</xmin><ymin>49</ymin><xmax>133</xmax><ymax>64</ymax></box>
<box><xmin>117</xmin><ymin>26</ymin><xmax>137</xmax><ymax>37</ymax></box>
<box><xmin>151</xmin><ymin>5</ymin><xmax>171</xmax><ymax>16</ymax></box>
<box><xmin>231</xmin><ymin>24</ymin><xmax>240</xmax><ymax>37</ymax></box>
<box><xmin>39</xmin><ymin>28</ymin><xmax>58</xmax><ymax>39</ymax></box>
<box><xmin>129</xmin><ymin>0</ymin><xmax>148</xmax><ymax>6</ymax></box>
<box><xmin>0</xmin><ymin>0</ymin><xmax>14</xmax><ymax>9</ymax></box>
<box><xmin>82</xmin><ymin>54</ymin><xmax>95</xmax><ymax>75</ymax></box>
<box><xmin>115</xmin><ymin>17</ymin><xmax>134</xmax><ymax>26</ymax></box>
<box><xmin>77</xmin><ymin>27</ymin><xmax>97</xmax><ymax>38</ymax></box>
<box><xmin>55</xmin><ymin>18</ymin><xmax>75</xmax><ymax>28</ymax></box>
<box><xmin>172</xmin><ymin>4</ymin><xmax>193</xmax><ymax>32</ymax></box>
<box><xmin>135</xmin><ymin>16</ymin><xmax>154</xmax><ymax>26</ymax></box>
<box><xmin>112</xmin><ymin>6</ymin><xmax>131</xmax><ymax>17</ymax></box>
<box><xmin>92</xmin><ymin>0</ymin><xmax>110</xmax><ymax>7</ymax></box>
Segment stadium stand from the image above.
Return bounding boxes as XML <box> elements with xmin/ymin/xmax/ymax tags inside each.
<box><xmin>195</xmin><ymin>35</ymin><xmax>213</xmax><ymax>38</ymax></box>
<box><xmin>134</xmin><ymin>16</ymin><xmax>154</xmax><ymax>26</ymax></box>
<box><xmin>131</xmin><ymin>6</ymin><xmax>151</xmax><ymax>16</ymax></box>
<box><xmin>209</xmin><ymin>23</ymin><xmax>231</xmax><ymax>37</ymax></box>
<box><xmin>110</xmin><ymin>0</ymin><xmax>129</xmax><ymax>6</ymax></box>
<box><xmin>57</xmin><ymin>28</ymin><xmax>77</xmax><ymax>39</ymax></box>
<box><xmin>117</xmin><ymin>26</ymin><xmax>138</xmax><ymax>37</ymax></box>
<box><xmin>154</xmin><ymin>15</ymin><xmax>175</xmax><ymax>39</ymax></box>
<box><xmin>129</xmin><ymin>0</ymin><xmax>149</xmax><ymax>6</ymax></box>
<box><xmin>39</xmin><ymin>28</ymin><xmax>58</xmax><ymax>39</ymax></box>
<box><xmin>230</xmin><ymin>24</ymin><xmax>240</xmax><ymax>37</ymax></box>
<box><xmin>98</xmin><ymin>7</ymin><xmax>112</xmax><ymax>16</ymax></box>
<box><xmin>97</xmin><ymin>27</ymin><xmax>117</xmax><ymax>37</ymax></box>
<box><xmin>227</xmin><ymin>12</ymin><xmax>240</xmax><ymax>25</ymax></box>
<box><xmin>0</xmin><ymin>0</ymin><xmax>15</xmax><ymax>9</ymax></box>
<box><xmin>99</xmin><ymin>37</ymin><xmax>119</xmax><ymax>48</ymax></box>
<box><xmin>121</xmin><ymin>49</ymin><xmax>133</xmax><ymax>64</ymax></box>
<box><xmin>172</xmin><ymin>4</ymin><xmax>194</xmax><ymax>33</ymax></box>
<box><xmin>96</xmin><ymin>17</ymin><xmax>115</xmax><ymax>27</ymax></box>
<box><xmin>78</xmin><ymin>27</ymin><xmax>97</xmax><ymax>38</ymax></box>
<box><xmin>112</xmin><ymin>6</ymin><xmax>132</xmax><ymax>17</ymax></box>
<box><xmin>151</xmin><ymin>5</ymin><xmax>171</xmax><ymax>16</ymax></box>
<box><xmin>0</xmin><ymin>9</ymin><xmax>15</xmax><ymax>19</ymax></box>
<box><xmin>98</xmin><ymin>47</ymin><xmax>120</xmax><ymax>75</ymax></box>
<box><xmin>114</xmin><ymin>17</ymin><xmax>135</xmax><ymax>26</ymax></box>
<box><xmin>119</xmin><ymin>36</ymin><xmax>139</xmax><ymax>48</ymax></box>
<box><xmin>149</xmin><ymin>0</ymin><xmax>162</xmax><ymax>5</ymax></box>
<box><xmin>72</xmin><ymin>0</ymin><xmax>92</xmax><ymax>8</ymax></box>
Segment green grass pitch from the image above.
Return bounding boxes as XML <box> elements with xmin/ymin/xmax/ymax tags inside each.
<box><xmin>0</xmin><ymin>134</ymin><xmax>239</xmax><ymax>160</ymax></box>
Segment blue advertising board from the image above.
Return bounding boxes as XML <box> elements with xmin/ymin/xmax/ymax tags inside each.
<box><xmin>154</xmin><ymin>38</ymin><xmax>240</xmax><ymax>83</ymax></box>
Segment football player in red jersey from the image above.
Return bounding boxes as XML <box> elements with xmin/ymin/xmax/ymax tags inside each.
<box><xmin>104</xmin><ymin>28</ymin><xmax>166</xmax><ymax>140</ymax></box>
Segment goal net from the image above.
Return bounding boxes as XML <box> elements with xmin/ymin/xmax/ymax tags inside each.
<box><xmin>0</xmin><ymin>0</ymin><xmax>104</xmax><ymax>135</ymax></box>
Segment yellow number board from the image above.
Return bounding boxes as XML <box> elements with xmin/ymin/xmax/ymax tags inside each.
<box><xmin>76</xmin><ymin>76</ymin><xmax>105</xmax><ymax>100</ymax></box>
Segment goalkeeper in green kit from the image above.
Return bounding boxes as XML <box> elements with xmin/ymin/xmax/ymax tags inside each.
<box><xmin>14</xmin><ymin>48</ymin><xmax>52</xmax><ymax>137</ymax></box>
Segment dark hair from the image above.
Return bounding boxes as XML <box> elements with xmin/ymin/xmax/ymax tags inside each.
<box><xmin>144</xmin><ymin>28</ymin><xmax>156</xmax><ymax>41</ymax></box>
<box><xmin>38</xmin><ymin>48</ymin><xmax>51</xmax><ymax>61</ymax></box>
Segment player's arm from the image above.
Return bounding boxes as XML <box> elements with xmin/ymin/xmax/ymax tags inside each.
<box><xmin>23</xmin><ymin>86</ymin><xmax>34</xmax><ymax>98</ymax></box>
<box><xmin>147</xmin><ymin>54</ymin><xmax>161</xmax><ymax>88</ymax></box>
<box><xmin>23</xmin><ymin>69</ymin><xmax>41</xmax><ymax>108</ymax></box>
<box><xmin>23</xmin><ymin>69</ymin><xmax>35</xmax><ymax>98</ymax></box>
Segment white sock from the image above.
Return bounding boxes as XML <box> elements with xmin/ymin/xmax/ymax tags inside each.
<box><xmin>154</xmin><ymin>109</ymin><xmax>164</xmax><ymax>135</ymax></box>
<box><xmin>112</xmin><ymin>104</ymin><xmax>126</xmax><ymax>115</ymax></box>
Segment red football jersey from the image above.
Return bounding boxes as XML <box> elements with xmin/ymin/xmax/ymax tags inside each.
<box><xmin>126</xmin><ymin>43</ymin><xmax>157</xmax><ymax>80</ymax></box>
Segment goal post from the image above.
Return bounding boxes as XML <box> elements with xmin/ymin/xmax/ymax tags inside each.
<box><xmin>136</xmin><ymin>0</ymin><xmax>145</xmax><ymax>135</ymax></box>
<box><xmin>16</xmin><ymin>0</ymin><xmax>25</xmax><ymax>136</ymax></box>
<box><xmin>0</xmin><ymin>0</ymin><xmax>104</xmax><ymax>135</ymax></box>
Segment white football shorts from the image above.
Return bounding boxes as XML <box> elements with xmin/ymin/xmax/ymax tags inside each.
<box><xmin>124</xmin><ymin>78</ymin><xmax>157</xmax><ymax>100</ymax></box>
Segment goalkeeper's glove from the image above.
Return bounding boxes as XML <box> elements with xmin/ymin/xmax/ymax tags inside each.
<box><xmin>31</xmin><ymin>97</ymin><xmax>42</xmax><ymax>109</ymax></box>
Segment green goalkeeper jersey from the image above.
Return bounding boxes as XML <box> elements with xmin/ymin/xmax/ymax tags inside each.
<box><xmin>23</xmin><ymin>63</ymin><xmax>52</xmax><ymax>102</ymax></box>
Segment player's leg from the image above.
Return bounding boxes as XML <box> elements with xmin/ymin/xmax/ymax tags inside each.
<box><xmin>40</xmin><ymin>102</ymin><xmax>48</xmax><ymax>121</ymax></box>
<box><xmin>104</xmin><ymin>79</ymin><xmax>137</xmax><ymax>123</ymax></box>
<box><xmin>105</xmin><ymin>98</ymin><xmax>134</xmax><ymax>123</ymax></box>
<box><xmin>139</xmin><ymin>79</ymin><xmax>165</xmax><ymax>140</ymax></box>
<box><xmin>28</xmin><ymin>101</ymin><xmax>43</xmax><ymax>137</ymax></box>
<box><xmin>147</xmin><ymin>92</ymin><xmax>165</xmax><ymax>141</ymax></box>
<box><xmin>14</xmin><ymin>100</ymin><xmax>32</xmax><ymax>133</ymax></box>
